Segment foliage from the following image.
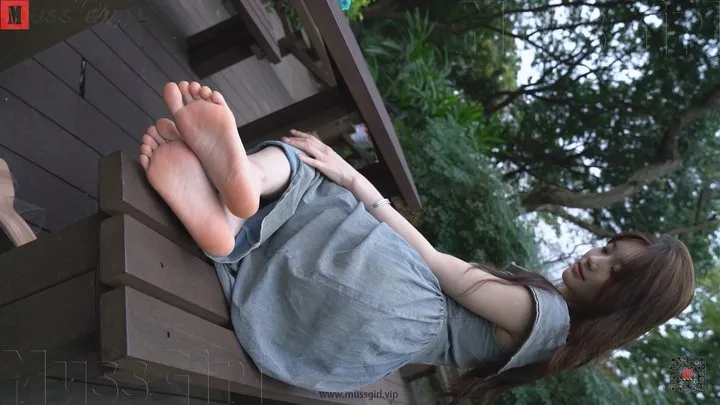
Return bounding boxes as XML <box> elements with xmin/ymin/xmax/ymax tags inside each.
<box><xmin>358</xmin><ymin>10</ymin><xmax>539</xmax><ymax>268</ymax></box>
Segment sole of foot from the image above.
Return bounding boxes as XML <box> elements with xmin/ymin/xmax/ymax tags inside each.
<box><xmin>162</xmin><ymin>81</ymin><xmax>261</xmax><ymax>218</ymax></box>
<box><xmin>139</xmin><ymin>119</ymin><xmax>235</xmax><ymax>257</ymax></box>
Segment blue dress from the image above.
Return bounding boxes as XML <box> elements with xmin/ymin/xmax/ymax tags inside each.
<box><xmin>205</xmin><ymin>141</ymin><xmax>571</xmax><ymax>392</ymax></box>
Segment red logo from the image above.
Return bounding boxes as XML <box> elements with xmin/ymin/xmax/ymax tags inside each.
<box><xmin>0</xmin><ymin>0</ymin><xmax>30</xmax><ymax>30</ymax></box>
<box><xmin>681</xmin><ymin>368</ymin><xmax>693</xmax><ymax>381</ymax></box>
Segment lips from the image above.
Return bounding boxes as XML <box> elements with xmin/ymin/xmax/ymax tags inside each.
<box><xmin>574</xmin><ymin>262</ymin><xmax>585</xmax><ymax>280</ymax></box>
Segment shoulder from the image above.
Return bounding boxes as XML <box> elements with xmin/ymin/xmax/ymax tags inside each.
<box><xmin>495</xmin><ymin>286</ymin><xmax>535</xmax><ymax>352</ymax></box>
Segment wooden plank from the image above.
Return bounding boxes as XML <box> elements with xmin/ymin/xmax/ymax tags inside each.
<box><xmin>32</xmin><ymin>41</ymin><xmax>82</xmax><ymax>92</ymax></box>
<box><xmin>302</xmin><ymin>0</ymin><xmax>421</xmax><ymax>211</ymax></box>
<box><xmin>0</xmin><ymin>214</ymin><xmax>101</xmax><ymax>308</ymax></box>
<box><xmin>100</xmin><ymin>287</ymin><xmax>357</xmax><ymax>405</ymax></box>
<box><xmin>0</xmin><ymin>87</ymin><xmax>100</xmax><ymax>197</ymax></box>
<box><xmin>0</xmin><ymin>0</ymin><xmax>142</xmax><ymax>72</ymax></box>
<box><xmin>0</xmin><ymin>272</ymin><xmax>97</xmax><ymax>380</ymax></box>
<box><xmin>83</xmin><ymin>64</ymin><xmax>154</xmax><ymax>140</ymax></box>
<box><xmin>237</xmin><ymin>87</ymin><xmax>351</xmax><ymax>145</ymax></box>
<box><xmin>116</xmin><ymin>10</ymin><xmax>194</xmax><ymax>83</ymax></box>
<box><xmin>91</xmin><ymin>20</ymin><xmax>171</xmax><ymax>97</ymax></box>
<box><xmin>100</xmin><ymin>214</ymin><xmax>228</xmax><ymax>326</ymax></box>
<box><xmin>229</xmin><ymin>0</ymin><xmax>282</xmax><ymax>63</ymax></box>
<box><xmin>0</xmin><ymin>378</ymin><xmax>236</xmax><ymax>405</ymax></box>
<box><xmin>288</xmin><ymin>0</ymin><xmax>336</xmax><ymax>87</ymax></box>
<box><xmin>5</xmin><ymin>54</ymin><xmax>140</xmax><ymax>157</ymax></box>
<box><xmin>0</xmin><ymin>145</ymin><xmax>97</xmax><ymax>231</ymax></box>
<box><xmin>66</xmin><ymin>28</ymin><xmax>168</xmax><ymax>120</ymax></box>
<box><xmin>187</xmin><ymin>16</ymin><xmax>257</xmax><ymax>78</ymax></box>
<box><xmin>98</xmin><ymin>152</ymin><xmax>196</xmax><ymax>252</ymax></box>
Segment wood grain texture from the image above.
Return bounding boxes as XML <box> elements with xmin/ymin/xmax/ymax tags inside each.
<box><xmin>100</xmin><ymin>287</ymin><xmax>416</xmax><ymax>405</ymax></box>
<box><xmin>0</xmin><ymin>272</ymin><xmax>97</xmax><ymax>379</ymax></box>
<box><xmin>100</xmin><ymin>214</ymin><xmax>228</xmax><ymax>326</ymax></box>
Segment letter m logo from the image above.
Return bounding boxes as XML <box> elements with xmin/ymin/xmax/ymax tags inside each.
<box><xmin>1</xmin><ymin>0</ymin><xmax>30</xmax><ymax>30</ymax></box>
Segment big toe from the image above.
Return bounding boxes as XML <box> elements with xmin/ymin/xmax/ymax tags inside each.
<box><xmin>163</xmin><ymin>83</ymin><xmax>184</xmax><ymax>115</ymax></box>
<box><xmin>155</xmin><ymin>118</ymin><xmax>180</xmax><ymax>141</ymax></box>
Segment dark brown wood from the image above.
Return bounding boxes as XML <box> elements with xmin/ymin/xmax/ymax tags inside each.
<box><xmin>98</xmin><ymin>151</ymin><xmax>196</xmax><ymax>253</ymax></box>
<box><xmin>302</xmin><ymin>0</ymin><xmax>421</xmax><ymax>212</ymax></box>
<box><xmin>100</xmin><ymin>287</ymin><xmax>362</xmax><ymax>405</ymax></box>
<box><xmin>99</xmin><ymin>214</ymin><xmax>228</xmax><ymax>326</ymax></box>
<box><xmin>0</xmin><ymin>0</ymin><xmax>142</xmax><ymax>72</ymax></box>
<box><xmin>5</xmin><ymin>52</ymin><xmax>140</xmax><ymax>157</ymax></box>
<box><xmin>0</xmin><ymin>272</ymin><xmax>97</xmax><ymax>380</ymax></box>
<box><xmin>115</xmin><ymin>10</ymin><xmax>194</xmax><ymax>83</ymax></box>
<box><xmin>237</xmin><ymin>87</ymin><xmax>352</xmax><ymax>145</ymax></box>
<box><xmin>0</xmin><ymin>377</ymin><xmax>236</xmax><ymax>405</ymax></box>
<box><xmin>229</xmin><ymin>0</ymin><xmax>282</xmax><ymax>63</ymax></box>
<box><xmin>0</xmin><ymin>214</ymin><xmax>101</xmax><ymax>308</ymax></box>
<box><xmin>83</xmin><ymin>64</ymin><xmax>154</xmax><ymax>140</ymax></box>
<box><xmin>0</xmin><ymin>86</ymin><xmax>100</xmax><ymax>197</ymax></box>
<box><xmin>0</xmin><ymin>145</ymin><xmax>97</xmax><ymax>231</ymax></box>
<box><xmin>187</xmin><ymin>15</ymin><xmax>256</xmax><ymax>78</ymax></box>
<box><xmin>91</xmin><ymin>21</ymin><xmax>171</xmax><ymax>97</ymax></box>
<box><xmin>66</xmin><ymin>28</ymin><xmax>168</xmax><ymax>120</ymax></box>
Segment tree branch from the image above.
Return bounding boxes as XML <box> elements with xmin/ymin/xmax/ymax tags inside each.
<box><xmin>520</xmin><ymin>83</ymin><xmax>720</xmax><ymax>211</ymax></box>
<box><xmin>536</xmin><ymin>205</ymin><xmax>616</xmax><ymax>238</ymax></box>
<box><xmin>665</xmin><ymin>216</ymin><xmax>719</xmax><ymax>236</ymax></box>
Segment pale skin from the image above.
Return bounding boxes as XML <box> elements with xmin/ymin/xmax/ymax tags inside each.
<box><xmin>140</xmin><ymin>81</ymin><xmax>644</xmax><ymax>354</ymax></box>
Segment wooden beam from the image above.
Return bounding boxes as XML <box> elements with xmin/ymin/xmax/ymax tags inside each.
<box><xmin>302</xmin><ymin>0</ymin><xmax>421</xmax><ymax>211</ymax></box>
<box><xmin>100</xmin><ymin>214</ymin><xmax>228</xmax><ymax>326</ymax></box>
<box><xmin>187</xmin><ymin>15</ymin><xmax>256</xmax><ymax>78</ymax></box>
<box><xmin>238</xmin><ymin>87</ymin><xmax>353</xmax><ymax>146</ymax></box>
<box><xmin>0</xmin><ymin>0</ymin><xmax>142</xmax><ymax>72</ymax></box>
<box><xmin>100</xmin><ymin>287</ymin><xmax>359</xmax><ymax>405</ymax></box>
<box><xmin>0</xmin><ymin>272</ymin><xmax>97</xmax><ymax>379</ymax></box>
<box><xmin>98</xmin><ymin>152</ymin><xmax>198</xmax><ymax>255</ymax></box>
<box><xmin>0</xmin><ymin>214</ymin><xmax>101</xmax><ymax>308</ymax></box>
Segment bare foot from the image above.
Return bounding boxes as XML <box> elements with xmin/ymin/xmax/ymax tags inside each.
<box><xmin>139</xmin><ymin>119</ymin><xmax>235</xmax><ymax>257</ymax></box>
<box><xmin>162</xmin><ymin>81</ymin><xmax>261</xmax><ymax>218</ymax></box>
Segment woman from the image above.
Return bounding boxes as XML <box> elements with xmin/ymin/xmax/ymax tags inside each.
<box><xmin>139</xmin><ymin>81</ymin><xmax>696</xmax><ymax>403</ymax></box>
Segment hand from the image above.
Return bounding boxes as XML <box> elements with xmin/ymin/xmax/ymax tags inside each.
<box><xmin>282</xmin><ymin>130</ymin><xmax>360</xmax><ymax>188</ymax></box>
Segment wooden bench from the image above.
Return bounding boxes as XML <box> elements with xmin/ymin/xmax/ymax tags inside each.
<box><xmin>0</xmin><ymin>150</ymin><xmax>418</xmax><ymax>405</ymax></box>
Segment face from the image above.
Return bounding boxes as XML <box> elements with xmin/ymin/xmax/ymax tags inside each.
<box><xmin>559</xmin><ymin>239</ymin><xmax>647</xmax><ymax>304</ymax></box>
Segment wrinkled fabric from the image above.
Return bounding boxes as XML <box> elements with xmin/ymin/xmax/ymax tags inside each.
<box><xmin>205</xmin><ymin>141</ymin><xmax>570</xmax><ymax>391</ymax></box>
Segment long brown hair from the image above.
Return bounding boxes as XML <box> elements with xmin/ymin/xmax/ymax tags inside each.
<box><xmin>445</xmin><ymin>231</ymin><xmax>696</xmax><ymax>404</ymax></box>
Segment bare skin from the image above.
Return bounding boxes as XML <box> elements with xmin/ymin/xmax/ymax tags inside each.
<box><xmin>162</xmin><ymin>81</ymin><xmax>261</xmax><ymax>218</ymax></box>
<box><xmin>139</xmin><ymin>119</ymin><xmax>236</xmax><ymax>256</ymax></box>
<box><xmin>140</xmin><ymin>83</ymin><xmax>294</xmax><ymax>256</ymax></box>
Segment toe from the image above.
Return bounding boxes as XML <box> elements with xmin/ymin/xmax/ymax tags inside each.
<box><xmin>200</xmin><ymin>86</ymin><xmax>213</xmax><ymax>100</ymax></box>
<box><xmin>210</xmin><ymin>90</ymin><xmax>226</xmax><ymax>106</ymax></box>
<box><xmin>178</xmin><ymin>81</ymin><xmax>193</xmax><ymax>105</ymax></box>
<box><xmin>156</xmin><ymin>118</ymin><xmax>180</xmax><ymax>141</ymax></box>
<box><xmin>189</xmin><ymin>82</ymin><xmax>202</xmax><ymax>100</ymax></box>
<box><xmin>163</xmin><ymin>83</ymin><xmax>185</xmax><ymax>115</ymax></box>
<box><xmin>142</xmin><ymin>134</ymin><xmax>159</xmax><ymax>150</ymax></box>
<box><xmin>147</xmin><ymin>125</ymin><xmax>166</xmax><ymax>145</ymax></box>
<box><xmin>140</xmin><ymin>144</ymin><xmax>154</xmax><ymax>160</ymax></box>
<box><xmin>139</xmin><ymin>154</ymin><xmax>150</xmax><ymax>170</ymax></box>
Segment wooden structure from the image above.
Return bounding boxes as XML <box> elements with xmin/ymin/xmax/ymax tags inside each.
<box><xmin>0</xmin><ymin>0</ymin><xmax>432</xmax><ymax>404</ymax></box>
